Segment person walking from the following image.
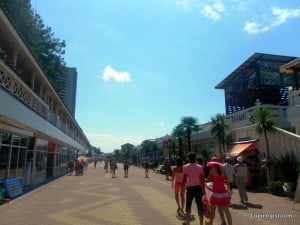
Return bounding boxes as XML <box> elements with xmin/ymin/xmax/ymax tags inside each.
<box><xmin>144</xmin><ymin>158</ymin><xmax>150</xmax><ymax>178</ymax></box>
<box><xmin>104</xmin><ymin>158</ymin><xmax>109</xmax><ymax>173</ymax></box>
<box><xmin>171</xmin><ymin>158</ymin><xmax>185</xmax><ymax>214</ymax></box>
<box><xmin>234</xmin><ymin>156</ymin><xmax>248</xmax><ymax>204</ymax></box>
<box><xmin>206</xmin><ymin>158</ymin><xmax>232</xmax><ymax>225</ymax></box>
<box><xmin>164</xmin><ymin>157</ymin><xmax>172</xmax><ymax>180</ymax></box>
<box><xmin>182</xmin><ymin>152</ymin><xmax>206</xmax><ymax>225</ymax></box>
<box><xmin>111</xmin><ymin>159</ymin><xmax>117</xmax><ymax>178</ymax></box>
<box><xmin>93</xmin><ymin>157</ymin><xmax>98</xmax><ymax>169</ymax></box>
<box><xmin>223</xmin><ymin>157</ymin><xmax>234</xmax><ymax>191</ymax></box>
<box><xmin>123</xmin><ymin>158</ymin><xmax>130</xmax><ymax>178</ymax></box>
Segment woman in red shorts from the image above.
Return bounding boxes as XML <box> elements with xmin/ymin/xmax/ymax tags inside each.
<box><xmin>171</xmin><ymin>158</ymin><xmax>185</xmax><ymax>214</ymax></box>
<box><xmin>207</xmin><ymin>160</ymin><xmax>232</xmax><ymax>225</ymax></box>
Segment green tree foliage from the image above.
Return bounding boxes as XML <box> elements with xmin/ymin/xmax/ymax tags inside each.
<box><xmin>210</xmin><ymin>113</ymin><xmax>228</xmax><ymax>155</ymax></box>
<box><xmin>121</xmin><ymin>143</ymin><xmax>135</xmax><ymax>159</ymax></box>
<box><xmin>172</xmin><ymin>116</ymin><xmax>199</xmax><ymax>158</ymax></box>
<box><xmin>0</xmin><ymin>0</ymin><xmax>66</xmax><ymax>90</ymax></box>
<box><xmin>198</xmin><ymin>148</ymin><xmax>214</xmax><ymax>165</ymax></box>
<box><xmin>141</xmin><ymin>140</ymin><xmax>158</xmax><ymax>158</ymax></box>
<box><xmin>250</xmin><ymin>108</ymin><xmax>276</xmax><ymax>163</ymax></box>
<box><xmin>250</xmin><ymin>108</ymin><xmax>276</xmax><ymax>186</ymax></box>
<box><xmin>172</xmin><ymin>124</ymin><xmax>185</xmax><ymax>159</ymax></box>
<box><xmin>180</xmin><ymin>116</ymin><xmax>199</xmax><ymax>153</ymax></box>
<box><xmin>271</xmin><ymin>151</ymin><xmax>299</xmax><ymax>184</ymax></box>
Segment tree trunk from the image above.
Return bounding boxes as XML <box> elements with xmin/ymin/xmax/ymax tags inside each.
<box><xmin>264</xmin><ymin>130</ymin><xmax>271</xmax><ymax>186</ymax></box>
<box><xmin>178</xmin><ymin>137</ymin><xmax>183</xmax><ymax>159</ymax></box>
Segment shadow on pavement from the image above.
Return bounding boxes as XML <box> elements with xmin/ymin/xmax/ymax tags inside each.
<box><xmin>245</xmin><ymin>202</ymin><xmax>263</xmax><ymax>209</ymax></box>
<box><xmin>230</xmin><ymin>203</ymin><xmax>248</xmax><ymax>210</ymax></box>
<box><xmin>230</xmin><ymin>202</ymin><xmax>263</xmax><ymax>210</ymax></box>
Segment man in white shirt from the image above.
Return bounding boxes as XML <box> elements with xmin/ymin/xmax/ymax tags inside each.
<box><xmin>234</xmin><ymin>156</ymin><xmax>248</xmax><ymax>204</ymax></box>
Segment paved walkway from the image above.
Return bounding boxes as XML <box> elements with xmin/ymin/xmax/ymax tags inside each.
<box><xmin>0</xmin><ymin>162</ymin><xmax>299</xmax><ymax>225</ymax></box>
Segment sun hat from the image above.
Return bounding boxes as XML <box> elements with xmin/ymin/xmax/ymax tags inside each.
<box><xmin>210</xmin><ymin>156</ymin><xmax>219</xmax><ymax>162</ymax></box>
<box><xmin>237</xmin><ymin>156</ymin><xmax>243</xmax><ymax>162</ymax></box>
<box><xmin>206</xmin><ymin>156</ymin><xmax>223</xmax><ymax>167</ymax></box>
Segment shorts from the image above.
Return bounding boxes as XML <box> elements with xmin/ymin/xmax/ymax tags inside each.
<box><xmin>175</xmin><ymin>181</ymin><xmax>183</xmax><ymax>189</ymax></box>
<box><xmin>186</xmin><ymin>185</ymin><xmax>204</xmax><ymax>216</ymax></box>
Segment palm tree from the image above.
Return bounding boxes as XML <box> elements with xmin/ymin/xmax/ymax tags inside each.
<box><xmin>250</xmin><ymin>107</ymin><xmax>276</xmax><ymax>184</ymax></box>
<box><xmin>172</xmin><ymin>124</ymin><xmax>185</xmax><ymax>159</ymax></box>
<box><xmin>210</xmin><ymin>113</ymin><xmax>229</xmax><ymax>155</ymax></box>
<box><xmin>180</xmin><ymin>116</ymin><xmax>199</xmax><ymax>153</ymax></box>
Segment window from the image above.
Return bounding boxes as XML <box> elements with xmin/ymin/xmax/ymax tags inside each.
<box><xmin>35</xmin><ymin>151</ymin><xmax>47</xmax><ymax>172</ymax></box>
<box><xmin>0</xmin><ymin>146</ymin><xmax>9</xmax><ymax>180</ymax></box>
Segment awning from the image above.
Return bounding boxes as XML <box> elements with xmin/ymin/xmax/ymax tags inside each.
<box><xmin>228</xmin><ymin>142</ymin><xmax>257</xmax><ymax>157</ymax></box>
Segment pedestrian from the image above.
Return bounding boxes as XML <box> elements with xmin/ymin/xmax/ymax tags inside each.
<box><xmin>111</xmin><ymin>158</ymin><xmax>117</xmax><ymax>178</ymax></box>
<box><xmin>75</xmin><ymin>159</ymin><xmax>84</xmax><ymax>176</ymax></box>
<box><xmin>171</xmin><ymin>158</ymin><xmax>185</xmax><ymax>214</ymax></box>
<box><xmin>234</xmin><ymin>156</ymin><xmax>248</xmax><ymax>204</ymax></box>
<box><xmin>104</xmin><ymin>158</ymin><xmax>109</xmax><ymax>173</ymax></box>
<box><xmin>123</xmin><ymin>158</ymin><xmax>130</xmax><ymax>178</ymax></box>
<box><xmin>182</xmin><ymin>152</ymin><xmax>206</xmax><ymax>225</ymax></box>
<box><xmin>144</xmin><ymin>158</ymin><xmax>150</xmax><ymax>178</ymax></box>
<box><xmin>206</xmin><ymin>158</ymin><xmax>232</xmax><ymax>225</ymax></box>
<box><xmin>223</xmin><ymin>157</ymin><xmax>234</xmax><ymax>190</ymax></box>
<box><xmin>164</xmin><ymin>157</ymin><xmax>172</xmax><ymax>180</ymax></box>
<box><xmin>206</xmin><ymin>157</ymin><xmax>227</xmax><ymax>225</ymax></box>
<box><xmin>93</xmin><ymin>158</ymin><xmax>97</xmax><ymax>168</ymax></box>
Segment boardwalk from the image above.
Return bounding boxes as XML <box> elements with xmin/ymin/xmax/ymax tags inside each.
<box><xmin>0</xmin><ymin>162</ymin><xmax>299</xmax><ymax>225</ymax></box>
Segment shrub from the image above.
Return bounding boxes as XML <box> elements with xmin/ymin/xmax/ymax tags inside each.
<box><xmin>269</xmin><ymin>180</ymin><xmax>284</xmax><ymax>196</ymax></box>
<box><xmin>271</xmin><ymin>151</ymin><xmax>299</xmax><ymax>184</ymax></box>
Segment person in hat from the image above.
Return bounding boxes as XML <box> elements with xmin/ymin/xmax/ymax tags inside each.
<box><xmin>234</xmin><ymin>156</ymin><xmax>248</xmax><ymax>204</ymax></box>
<box><xmin>206</xmin><ymin>157</ymin><xmax>232</xmax><ymax>225</ymax></box>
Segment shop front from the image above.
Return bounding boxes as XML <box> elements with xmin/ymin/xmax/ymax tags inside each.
<box><xmin>228</xmin><ymin>140</ymin><xmax>264</xmax><ymax>188</ymax></box>
<box><xmin>0</xmin><ymin>132</ymin><xmax>29</xmax><ymax>199</ymax></box>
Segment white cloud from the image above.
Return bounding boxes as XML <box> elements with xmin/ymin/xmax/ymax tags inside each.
<box><xmin>244</xmin><ymin>7</ymin><xmax>300</xmax><ymax>34</ymax></box>
<box><xmin>271</xmin><ymin>7</ymin><xmax>300</xmax><ymax>26</ymax></box>
<box><xmin>176</xmin><ymin>0</ymin><xmax>191</xmax><ymax>12</ymax></box>
<box><xmin>202</xmin><ymin>1</ymin><xmax>225</xmax><ymax>21</ymax></box>
<box><xmin>243</xmin><ymin>22</ymin><xmax>269</xmax><ymax>34</ymax></box>
<box><xmin>102</xmin><ymin>65</ymin><xmax>131</xmax><ymax>82</ymax></box>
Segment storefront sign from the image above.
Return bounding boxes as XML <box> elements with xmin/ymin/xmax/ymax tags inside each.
<box><xmin>2</xmin><ymin>178</ymin><xmax>23</xmax><ymax>199</ymax></box>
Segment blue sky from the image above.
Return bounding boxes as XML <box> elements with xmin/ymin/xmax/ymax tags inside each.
<box><xmin>31</xmin><ymin>0</ymin><xmax>300</xmax><ymax>153</ymax></box>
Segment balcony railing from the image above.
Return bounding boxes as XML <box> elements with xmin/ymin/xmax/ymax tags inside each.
<box><xmin>0</xmin><ymin>59</ymin><xmax>85</xmax><ymax>146</ymax></box>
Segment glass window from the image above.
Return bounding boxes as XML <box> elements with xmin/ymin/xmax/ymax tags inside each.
<box><xmin>20</xmin><ymin>138</ymin><xmax>28</xmax><ymax>147</ymax></box>
<box><xmin>35</xmin><ymin>152</ymin><xmax>47</xmax><ymax>172</ymax></box>
<box><xmin>17</xmin><ymin>148</ymin><xmax>26</xmax><ymax>177</ymax></box>
<box><xmin>0</xmin><ymin>146</ymin><xmax>9</xmax><ymax>180</ymax></box>
<box><xmin>12</xmin><ymin>136</ymin><xmax>20</xmax><ymax>146</ymax></box>
<box><xmin>1</xmin><ymin>133</ymin><xmax>11</xmax><ymax>145</ymax></box>
<box><xmin>9</xmin><ymin>147</ymin><xmax>19</xmax><ymax>178</ymax></box>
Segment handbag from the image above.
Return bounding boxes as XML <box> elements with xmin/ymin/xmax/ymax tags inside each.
<box><xmin>202</xmin><ymin>194</ymin><xmax>211</xmax><ymax>219</ymax></box>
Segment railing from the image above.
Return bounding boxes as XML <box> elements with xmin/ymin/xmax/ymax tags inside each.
<box><xmin>231</xmin><ymin>125</ymin><xmax>300</xmax><ymax>159</ymax></box>
<box><xmin>0</xmin><ymin>60</ymin><xmax>48</xmax><ymax>118</ymax></box>
<box><xmin>225</xmin><ymin>103</ymin><xmax>289</xmax><ymax>130</ymax></box>
<box><xmin>0</xmin><ymin>60</ymin><xmax>85</xmax><ymax>146</ymax></box>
